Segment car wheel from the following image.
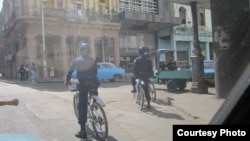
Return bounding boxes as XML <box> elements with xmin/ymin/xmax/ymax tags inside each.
<box><xmin>177</xmin><ymin>79</ymin><xmax>186</xmax><ymax>91</ymax></box>
<box><xmin>167</xmin><ymin>80</ymin><xmax>177</xmax><ymax>91</ymax></box>
<box><xmin>113</xmin><ymin>74</ymin><xmax>121</xmax><ymax>82</ymax></box>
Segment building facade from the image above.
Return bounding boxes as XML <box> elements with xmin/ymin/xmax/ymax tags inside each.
<box><xmin>0</xmin><ymin>0</ymin><xmax>121</xmax><ymax>81</ymax></box>
<box><xmin>118</xmin><ymin>0</ymin><xmax>181</xmax><ymax>72</ymax></box>
<box><xmin>0</xmin><ymin>0</ymin><xmax>182</xmax><ymax>79</ymax></box>
<box><xmin>157</xmin><ymin>3</ymin><xmax>213</xmax><ymax>69</ymax></box>
<box><xmin>0</xmin><ymin>0</ymin><xmax>185</xmax><ymax>80</ymax></box>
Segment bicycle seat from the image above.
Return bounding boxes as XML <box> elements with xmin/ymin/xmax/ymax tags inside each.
<box><xmin>136</xmin><ymin>79</ymin><xmax>145</xmax><ymax>85</ymax></box>
<box><xmin>70</xmin><ymin>78</ymin><xmax>79</xmax><ymax>84</ymax></box>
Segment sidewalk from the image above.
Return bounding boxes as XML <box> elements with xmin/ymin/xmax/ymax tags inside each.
<box><xmin>154</xmin><ymin>82</ymin><xmax>225</xmax><ymax>123</ymax></box>
<box><xmin>0</xmin><ymin>78</ymin><xmax>225</xmax><ymax>124</ymax></box>
<box><xmin>0</xmin><ymin>78</ymin><xmax>63</xmax><ymax>84</ymax></box>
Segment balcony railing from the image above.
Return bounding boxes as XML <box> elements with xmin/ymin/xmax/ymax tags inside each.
<box><xmin>1</xmin><ymin>6</ymin><xmax>119</xmax><ymax>37</ymax></box>
<box><xmin>4</xmin><ymin>6</ymin><xmax>118</xmax><ymax>26</ymax></box>
<box><xmin>173</xmin><ymin>24</ymin><xmax>212</xmax><ymax>33</ymax></box>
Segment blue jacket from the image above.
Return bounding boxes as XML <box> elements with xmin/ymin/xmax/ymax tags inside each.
<box><xmin>133</xmin><ymin>55</ymin><xmax>153</xmax><ymax>80</ymax></box>
<box><xmin>66</xmin><ymin>56</ymin><xmax>98</xmax><ymax>84</ymax></box>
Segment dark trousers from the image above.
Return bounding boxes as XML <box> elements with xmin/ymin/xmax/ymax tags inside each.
<box><xmin>141</xmin><ymin>79</ymin><xmax>151</xmax><ymax>103</ymax></box>
<box><xmin>25</xmin><ymin>71</ymin><xmax>29</xmax><ymax>80</ymax></box>
<box><xmin>131</xmin><ymin>75</ymin><xmax>136</xmax><ymax>90</ymax></box>
<box><xmin>77</xmin><ymin>84</ymin><xmax>90</xmax><ymax>126</ymax></box>
<box><xmin>20</xmin><ymin>73</ymin><xmax>25</xmax><ymax>81</ymax></box>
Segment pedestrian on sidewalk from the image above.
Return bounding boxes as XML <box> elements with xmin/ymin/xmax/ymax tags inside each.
<box><xmin>31</xmin><ymin>63</ymin><xmax>37</xmax><ymax>82</ymax></box>
<box><xmin>49</xmin><ymin>67</ymin><xmax>55</xmax><ymax>80</ymax></box>
<box><xmin>25</xmin><ymin>64</ymin><xmax>29</xmax><ymax>81</ymax></box>
<box><xmin>18</xmin><ymin>64</ymin><xmax>25</xmax><ymax>81</ymax></box>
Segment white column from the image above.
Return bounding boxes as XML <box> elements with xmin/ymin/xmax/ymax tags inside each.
<box><xmin>205</xmin><ymin>42</ymin><xmax>210</xmax><ymax>60</ymax></box>
<box><xmin>61</xmin><ymin>35</ymin><xmax>68</xmax><ymax>79</ymax></box>
<box><xmin>173</xmin><ymin>40</ymin><xmax>177</xmax><ymax>60</ymax></box>
<box><xmin>90</xmin><ymin>36</ymin><xmax>96</xmax><ymax>59</ymax></box>
<box><xmin>190</xmin><ymin>41</ymin><xmax>193</xmax><ymax>66</ymax></box>
<box><xmin>114</xmin><ymin>37</ymin><xmax>120</xmax><ymax>66</ymax></box>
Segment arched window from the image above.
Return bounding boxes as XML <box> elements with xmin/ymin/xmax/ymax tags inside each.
<box><xmin>179</xmin><ymin>7</ymin><xmax>186</xmax><ymax>24</ymax></box>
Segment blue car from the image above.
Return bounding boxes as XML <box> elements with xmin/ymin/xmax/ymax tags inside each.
<box><xmin>97</xmin><ymin>62</ymin><xmax>126</xmax><ymax>82</ymax></box>
<box><xmin>71</xmin><ymin>62</ymin><xmax>125</xmax><ymax>82</ymax></box>
<box><xmin>204</xmin><ymin>60</ymin><xmax>215</xmax><ymax>85</ymax></box>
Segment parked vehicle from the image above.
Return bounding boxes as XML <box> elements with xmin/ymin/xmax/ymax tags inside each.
<box><xmin>97</xmin><ymin>62</ymin><xmax>126</xmax><ymax>82</ymax></box>
<box><xmin>204</xmin><ymin>60</ymin><xmax>215</xmax><ymax>85</ymax></box>
<box><xmin>151</xmin><ymin>49</ymin><xmax>192</xmax><ymax>91</ymax></box>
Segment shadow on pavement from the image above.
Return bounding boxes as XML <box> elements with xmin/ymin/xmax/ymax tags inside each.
<box><xmin>83</xmin><ymin>126</ymin><xmax>118</xmax><ymax>141</ymax></box>
<box><xmin>143</xmin><ymin>106</ymin><xmax>185</xmax><ymax>120</ymax></box>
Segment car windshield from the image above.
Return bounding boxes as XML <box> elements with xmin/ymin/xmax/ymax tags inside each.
<box><xmin>100</xmin><ymin>63</ymin><xmax>117</xmax><ymax>69</ymax></box>
<box><xmin>204</xmin><ymin>62</ymin><xmax>214</xmax><ymax>69</ymax></box>
<box><xmin>107</xmin><ymin>63</ymin><xmax>117</xmax><ymax>68</ymax></box>
<box><xmin>0</xmin><ymin>0</ymin><xmax>249</xmax><ymax>140</ymax></box>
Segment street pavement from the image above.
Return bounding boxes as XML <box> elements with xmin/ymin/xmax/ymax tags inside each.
<box><xmin>153</xmin><ymin>83</ymin><xmax>225</xmax><ymax>123</ymax></box>
<box><xmin>0</xmin><ymin>78</ymin><xmax>225</xmax><ymax>141</ymax></box>
<box><xmin>0</xmin><ymin>78</ymin><xmax>225</xmax><ymax>124</ymax></box>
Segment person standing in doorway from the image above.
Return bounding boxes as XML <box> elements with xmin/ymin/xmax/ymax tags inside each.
<box><xmin>31</xmin><ymin>63</ymin><xmax>37</xmax><ymax>82</ymax></box>
<box><xmin>25</xmin><ymin>64</ymin><xmax>29</xmax><ymax>81</ymax></box>
<box><xmin>18</xmin><ymin>64</ymin><xmax>25</xmax><ymax>81</ymax></box>
<box><xmin>49</xmin><ymin>67</ymin><xmax>55</xmax><ymax>80</ymax></box>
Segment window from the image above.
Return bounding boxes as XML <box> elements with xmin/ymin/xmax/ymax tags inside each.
<box><xmin>179</xmin><ymin>7</ymin><xmax>186</xmax><ymax>24</ymax></box>
<box><xmin>200</xmin><ymin>13</ymin><xmax>205</xmax><ymax>26</ymax></box>
<box><xmin>99</xmin><ymin>0</ymin><xmax>105</xmax><ymax>3</ymax></box>
<box><xmin>57</xmin><ymin>0</ymin><xmax>63</xmax><ymax>9</ymax></box>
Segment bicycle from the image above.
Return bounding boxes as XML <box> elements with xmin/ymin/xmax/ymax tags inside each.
<box><xmin>68</xmin><ymin>79</ymin><xmax>108</xmax><ymax>140</ymax></box>
<box><xmin>133</xmin><ymin>79</ymin><xmax>147</xmax><ymax>110</ymax></box>
<box><xmin>148</xmin><ymin>78</ymin><xmax>156</xmax><ymax>101</ymax></box>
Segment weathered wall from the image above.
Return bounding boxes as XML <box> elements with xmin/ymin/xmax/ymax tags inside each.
<box><xmin>211</xmin><ymin>0</ymin><xmax>250</xmax><ymax>98</ymax></box>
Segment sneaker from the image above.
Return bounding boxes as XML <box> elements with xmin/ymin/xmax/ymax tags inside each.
<box><xmin>75</xmin><ymin>130</ymin><xmax>87</xmax><ymax>139</ymax></box>
<box><xmin>131</xmin><ymin>89</ymin><xmax>136</xmax><ymax>93</ymax></box>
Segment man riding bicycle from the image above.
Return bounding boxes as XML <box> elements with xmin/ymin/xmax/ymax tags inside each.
<box><xmin>64</xmin><ymin>43</ymin><xmax>100</xmax><ymax>139</ymax></box>
<box><xmin>131</xmin><ymin>46</ymin><xmax>153</xmax><ymax>108</ymax></box>
<box><xmin>131</xmin><ymin>47</ymin><xmax>150</xmax><ymax>93</ymax></box>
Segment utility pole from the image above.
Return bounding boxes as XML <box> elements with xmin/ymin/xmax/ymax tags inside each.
<box><xmin>190</xmin><ymin>1</ymin><xmax>208</xmax><ymax>94</ymax></box>
<box><xmin>41</xmin><ymin>0</ymin><xmax>48</xmax><ymax>80</ymax></box>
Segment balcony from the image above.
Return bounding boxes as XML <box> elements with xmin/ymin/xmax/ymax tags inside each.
<box><xmin>173</xmin><ymin>24</ymin><xmax>213</xmax><ymax>42</ymax></box>
<box><xmin>117</xmin><ymin>0</ymin><xmax>181</xmax><ymax>33</ymax></box>
<box><xmin>1</xmin><ymin>6</ymin><xmax>119</xmax><ymax>37</ymax></box>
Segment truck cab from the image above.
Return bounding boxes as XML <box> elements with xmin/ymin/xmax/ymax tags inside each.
<box><xmin>151</xmin><ymin>49</ymin><xmax>192</xmax><ymax>91</ymax></box>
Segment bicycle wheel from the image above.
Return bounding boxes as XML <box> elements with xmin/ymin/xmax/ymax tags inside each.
<box><xmin>149</xmin><ymin>82</ymin><xmax>156</xmax><ymax>101</ymax></box>
<box><xmin>90</xmin><ymin>102</ymin><xmax>108</xmax><ymax>140</ymax></box>
<box><xmin>73</xmin><ymin>93</ymin><xmax>79</xmax><ymax>119</ymax></box>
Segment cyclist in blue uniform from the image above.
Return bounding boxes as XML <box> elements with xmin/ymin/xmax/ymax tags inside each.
<box><xmin>131</xmin><ymin>47</ymin><xmax>151</xmax><ymax>93</ymax></box>
<box><xmin>64</xmin><ymin>43</ymin><xmax>100</xmax><ymax>139</ymax></box>
<box><xmin>131</xmin><ymin>46</ymin><xmax>153</xmax><ymax>108</ymax></box>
